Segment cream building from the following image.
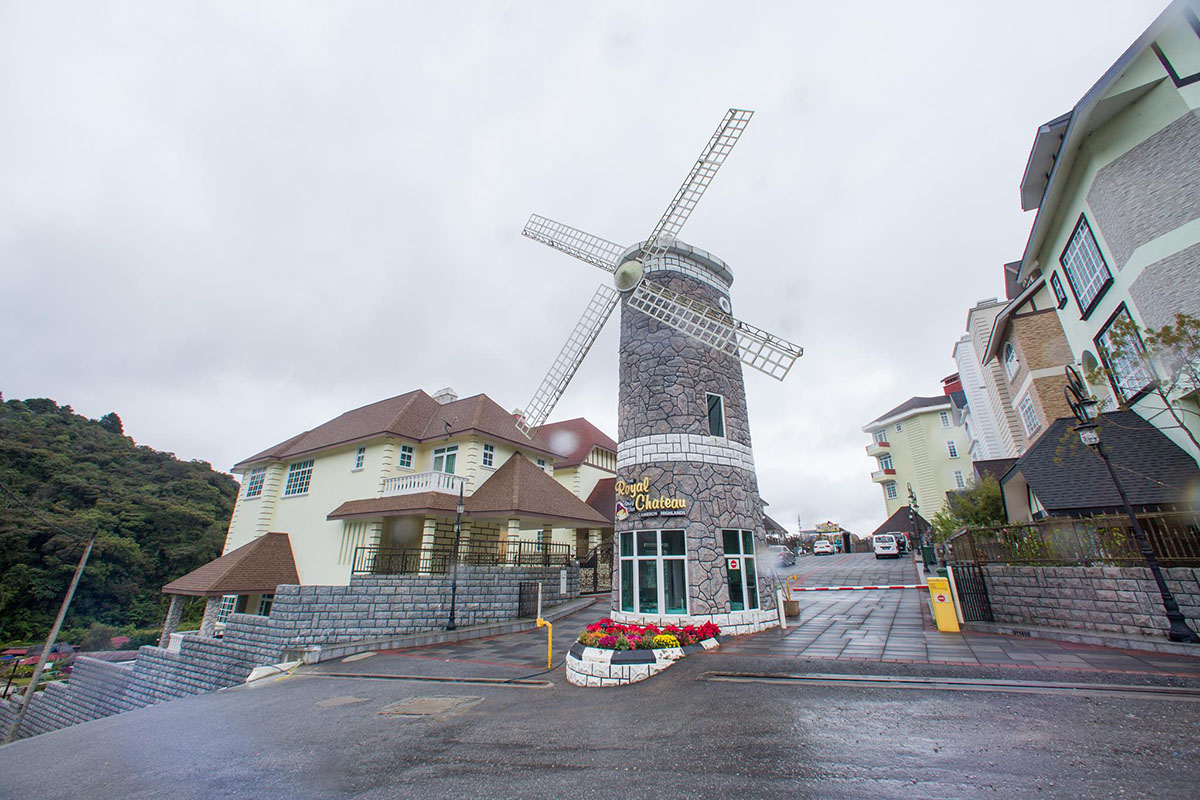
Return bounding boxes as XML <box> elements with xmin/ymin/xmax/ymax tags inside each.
<box><xmin>862</xmin><ymin>396</ymin><xmax>973</xmax><ymax>519</ymax></box>
<box><xmin>1012</xmin><ymin>0</ymin><xmax>1200</xmax><ymax>462</ymax></box>
<box><xmin>223</xmin><ymin>388</ymin><xmax>613</xmax><ymax>586</ymax></box>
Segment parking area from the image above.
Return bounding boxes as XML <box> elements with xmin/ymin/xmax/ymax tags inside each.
<box><xmin>730</xmin><ymin>553</ymin><xmax>1200</xmax><ymax>677</ymax></box>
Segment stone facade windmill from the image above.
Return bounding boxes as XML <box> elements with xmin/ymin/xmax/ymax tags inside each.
<box><xmin>517</xmin><ymin>108</ymin><xmax>802</xmax><ymax>633</ymax></box>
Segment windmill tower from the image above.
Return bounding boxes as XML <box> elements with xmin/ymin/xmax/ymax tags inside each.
<box><xmin>517</xmin><ymin>109</ymin><xmax>802</xmax><ymax>632</ymax></box>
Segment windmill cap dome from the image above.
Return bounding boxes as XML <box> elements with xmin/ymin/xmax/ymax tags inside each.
<box><xmin>621</xmin><ymin>239</ymin><xmax>734</xmax><ymax>288</ymax></box>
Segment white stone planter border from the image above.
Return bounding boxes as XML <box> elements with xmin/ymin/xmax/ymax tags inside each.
<box><xmin>565</xmin><ymin>637</ymin><xmax>720</xmax><ymax>687</ymax></box>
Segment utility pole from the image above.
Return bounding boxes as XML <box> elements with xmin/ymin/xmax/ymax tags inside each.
<box><xmin>4</xmin><ymin>533</ymin><xmax>96</xmax><ymax>744</ymax></box>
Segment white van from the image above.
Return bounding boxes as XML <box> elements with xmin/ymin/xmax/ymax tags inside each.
<box><xmin>873</xmin><ymin>533</ymin><xmax>900</xmax><ymax>559</ymax></box>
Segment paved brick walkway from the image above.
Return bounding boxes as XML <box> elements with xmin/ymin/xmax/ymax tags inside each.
<box><xmin>723</xmin><ymin>554</ymin><xmax>1200</xmax><ymax>677</ymax></box>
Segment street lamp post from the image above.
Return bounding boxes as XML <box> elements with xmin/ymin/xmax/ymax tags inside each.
<box><xmin>445</xmin><ymin>482</ymin><xmax>466</xmax><ymax>632</ymax></box>
<box><xmin>1064</xmin><ymin>367</ymin><xmax>1199</xmax><ymax>644</ymax></box>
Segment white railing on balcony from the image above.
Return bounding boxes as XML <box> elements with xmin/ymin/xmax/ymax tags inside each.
<box><xmin>382</xmin><ymin>471</ymin><xmax>466</xmax><ymax>497</ymax></box>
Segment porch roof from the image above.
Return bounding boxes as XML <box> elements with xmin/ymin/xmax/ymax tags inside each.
<box><xmin>162</xmin><ymin>532</ymin><xmax>299</xmax><ymax>597</ymax></box>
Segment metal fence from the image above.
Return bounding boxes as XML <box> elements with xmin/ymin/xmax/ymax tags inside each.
<box><xmin>946</xmin><ymin>511</ymin><xmax>1200</xmax><ymax>567</ymax></box>
<box><xmin>578</xmin><ymin>541</ymin><xmax>614</xmax><ymax>594</ymax></box>
<box><xmin>351</xmin><ymin>541</ymin><xmax>573</xmax><ymax>576</ymax></box>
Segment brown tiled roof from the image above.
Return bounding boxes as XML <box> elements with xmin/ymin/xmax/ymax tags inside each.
<box><xmin>327</xmin><ymin>492</ymin><xmax>464</xmax><ymax>521</ymax></box>
<box><xmin>866</xmin><ymin>396</ymin><xmax>950</xmax><ymax>428</ymax></box>
<box><xmin>585</xmin><ymin>477</ymin><xmax>616</xmax><ymax>523</ymax></box>
<box><xmin>468</xmin><ymin>454</ymin><xmax>610</xmax><ymax>526</ymax></box>
<box><xmin>233</xmin><ymin>390</ymin><xmax>555</xmax><ymax>470</ymax></box>
<box><xmin>162</xmin><ymin>532</ymin><xmax>299</xmax><ymax>597</ymax></box>
<box><xmin>537</xmin><ymin>418</ymin><xmax>617</xmax><ymax>469</ymax></box>
<box><xmin>870</xmin><ymin>507</ymin><xmax>929</xmax><ymax>539</ymax></box>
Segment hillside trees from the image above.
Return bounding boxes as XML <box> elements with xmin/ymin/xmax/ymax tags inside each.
<box><xmin>0</xmin><ymin>398</ymin><xmax>238</xmax><ymax>643</ymax></box>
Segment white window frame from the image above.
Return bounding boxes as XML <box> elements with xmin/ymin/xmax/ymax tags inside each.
<box><xmin>1003</xmin><ymin>343</ymin><xmax>1019</xmax><ymax>381</ymax></box>
<box><xmin>895</xmin><ymin>423</ymin><xmax>902</xmax><ymax>432</ymax></box>
<box><xmin>947</xmin><ymin>441</ymin><xmax>958</xmax><ymax>459</ymax></box>
<box><xmin>283</xmin><ymin>459</ymin><xmax>314</xmax><ymax>497</ymax></box>
<box><xmin>398</xmin><ymin>444</ymin><xmax>414</xmax><ymax>470</ymax></box>
<box><xmin>873</xmin><ymin>430</ymin><xmax>888</xmax><ymax>444</ymax></box>
<box><xmin>879</xmin><ymin>454</ymin><xmax>893</xmax><ymax>471</ymax></box>
<box><xmin>722</xmin><ymin>529</ymin><xmax>759</xmax><ymax>612</ymax></box>
<box><xmin>216</xmin><ymin>594</ymin><xmax>238</xmax><ymax>625</ymax></box>
<box><xmin>1017</xmin><ymin>393</ymin><xmax>1041</xmax><ymax>437</ymax></box>
<box><xmin>953</xmin><ymin>470</ymin><xmax>966</xmax><ymax>489</ymax></box>
<box><xmin>939</xmin><ymin>411</ymin><xmax>950</xmax><ymax>428</ymax></box>
<box><xmin>432</xmin><ymin>445</ymin><xmax>458</xmax><ymax>474</ymax></box>
<box><xmin>243</xmin><ymin>467</ymin><xmax>266</xmax><ymax>499</ymax></box>
<box><xmin>884</xmin><ymin>481</ymin><xmax>898</xmax><ymax>499</ymax></box>
<box><xmin>1096</xmin><ymin>304</ymin><xmax>1154</xmax><ymax>404</ymax></box>
<box><xmin>256</xmin><ymin>594</ymin><xmax>274</xmax><ymax>616</ymax></box>
<box><xmin>618</xmin><ymin>529</ymin><xmax>689</xmax><ymax>616</ymax></box>
<box><xmin>1060</xmin><ymin>215</ymin><xmax>1112</xmax><ymax>318</ymax></box>
<box><xmin>353</xmin><ymin>446</ymin><xmax>365</xmax><ymax>471</ymax></box>
<box><xmin>482</xmin><ymin>442</ymin><xmax>495</xmax><ymax>468</ymax></box>
<box><xmin>706</xmin><ymin>393</ymin><xmax>726</xmax><ymax>438</ymax></box>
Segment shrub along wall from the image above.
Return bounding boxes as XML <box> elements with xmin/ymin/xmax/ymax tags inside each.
<box><xmin>981</xmin><ymin>565</ymin><xmax>1200</xmax><ymax>638</ymax></box>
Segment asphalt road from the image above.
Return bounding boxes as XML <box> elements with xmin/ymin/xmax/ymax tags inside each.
<box><xmin>2</xmin><ymin>555</ymin><xmax>1199</xmax><ymax>799</ymax></box>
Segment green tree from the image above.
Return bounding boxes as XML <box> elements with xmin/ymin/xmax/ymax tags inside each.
<box><xmin>930</xmin><ymin>476</ymin><xmax>1006</xmax><ymax>540</ymax></box>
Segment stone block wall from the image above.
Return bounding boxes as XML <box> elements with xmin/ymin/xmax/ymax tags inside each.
<box><xmin>982</xmin><ymin>565</ymin><xmax>1200</xmax><ymax>638</ymax></box>
<box><xmin>1</xmin><ymin>564</ymin><xmax>578</xmax><ymax>741</ymax></box>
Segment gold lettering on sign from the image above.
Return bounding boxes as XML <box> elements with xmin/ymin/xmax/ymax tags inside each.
<box><xmin>616</xmin><ymin>476</ymin><xmax>688</xmax><ymax>513</ymax></box>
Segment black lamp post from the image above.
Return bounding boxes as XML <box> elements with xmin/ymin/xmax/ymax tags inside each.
<box><xmin>445</xmin><ymin>482</ymin><xmax>466</xmax><ymax>632</ymax></box>
<box><xmin>1064</xmin><ymin>367</ymin><xmax>1199</xmax><ymax>643</ymax></box>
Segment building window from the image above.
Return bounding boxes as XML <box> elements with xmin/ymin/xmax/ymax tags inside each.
<box><xmin>939</xmin><ymin>411</ymin><xmax>950</xmax><ymax>428</ymax></box>
<box><xmin>895</xmin><ymin>423</ymin><xmax>902</xmax><ymax>432</ymax></box>
<box><xmin>879</xmin><ymin>454</ymin><xmax>893</xmax><ymax>471</ymax></box>
<box><xmin>216</xmin><ymin>594</ymin><xmax>238</xmax><ymax>625</ymax></box>
<box><xmin>722</xmin><ymin>530</ymin><xmax>759</xmax><ymax>611</ymax></box>
<box><xmin>283</xmin><ymin>459</ymin><xmax>314</xmax><ymax>496</ymax></box>
<box><xmin>1017</xmin><ymin>393</ymin><xmax>1041</xmax><ymax>437</ymax></box>
<box><xmin>256</xmin><ymin>594</ymin><xmax>274</xmax><ymax>616</ymax></box>
<box><xmin>1050</xmin><ymin>272</ymin><xmax>1068</xmax><ymax>309</ymax></box>
<box><xmin>954</xmin><ymin>470</ymin><xmax>966</xmax><ymax>489</ymax></box>
<box><xmin>1003</xmin><ymin>342</ymin><xmax>1019</xmax><ymax>381</ymax></box>
<box><xmin>884</xmin><ymin>481</ymin><xmax>898</xmax><ymax>500</ymax></box>
<box><xmin>947</xmin><ymin>441</ymin><xmax>958</xmax><ymax>458</ymax></box>
<box><xmin>482</xmin><ymin>443</ymin><xmax>495</xmax><ymax>468</ymax></box>
<box><xmin>618</xmin><ymin>529</ymin><xmax>687</xmax><ymax>615</ymax></box>
<box><xmin>1096</xmin><ymin>304</ymin><xmax>1154</xmax><ymax>405</ymax></box>
<box><xmin>706</xmin><ymin>393</ymin><xmax>726</xmax><ymax>437</ymax></box>
<box><xmin>243</xmin><ymin>467</ymin><xmax>266</xmax><ymax>498</ymax></box>
<box><xmin>1060</xmin><ymin>215</ymin><xmax>1112</xmax><ymax>318</ymax></box>
<box><xmin>398</xmin><ymin>444</ymin><xmax>414</xmax><ymax>469</ymax></box>
<box><xmin>353</xmin><ymin>446</ymin><xmax>365</xmax><ymax>471</ymax></box>
<box><xmin>873</xmin><ymin>430</ymin><xmax>887</xmax><ymax>444</ymax></box>
<box><xmin>432</xmin><ymin>446</ymin><xmax>458</xmax><ymax>474</ymax></box>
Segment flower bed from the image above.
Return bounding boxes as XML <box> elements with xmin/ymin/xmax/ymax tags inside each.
<box><xmin>566</xmin><ymin>619</ymin><xmax>721</xmax><ymax>688</ymax></box>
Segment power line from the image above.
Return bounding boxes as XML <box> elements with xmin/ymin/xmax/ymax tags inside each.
<box><xmin>0</xmin><ymin>477</ymin><xmax>91</xmax><ymax>541</ymax></box>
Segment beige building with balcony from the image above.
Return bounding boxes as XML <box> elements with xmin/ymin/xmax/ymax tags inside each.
<box><xmin>862</xmin><ymin>395</ymin><xmax>973</xmax><ymax>520</ymax></box>
<box><xmin>223</xmin><ymin>387</ymin><xmax>612</xmax><ymax>586</ymax></box>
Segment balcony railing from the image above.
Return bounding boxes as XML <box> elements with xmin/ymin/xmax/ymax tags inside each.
<box><xmin>382</xmin><ymin>471</ymin><xmax>466</xmax><ymax>497</ymax></box>
<box><xmin>352</xmin><ymin>541</ymin><xmax>573</xmax><ymax>575</ymax></box>
<box><xmin>946</xmin><ymin>511</ymin><xmax>1200</xmax><ymax>567</ymax></box>
<box><xmin>870</xmin><ymin>468</ymin><xmax>897</xmax><ymax>482</ymax></box>
<box><xmin>865</xmin><ymin>441</ymin><xmax>890</xmax><ymax>456</ymax></box>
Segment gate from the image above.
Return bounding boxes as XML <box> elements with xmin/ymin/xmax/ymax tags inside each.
<box><xmin>578</xmin><ymin>542</ymin><xmax>614</xmax><ymax>595</ymax></box>
<box><xmin>950</xmin><ymin>564</ymin><xmax>993</xmax><ymax>622</ymax></box>
<box><xmin>517</xmin><ymin>582</ymin><xmax>539</xmax><ymax>618</ymax></box>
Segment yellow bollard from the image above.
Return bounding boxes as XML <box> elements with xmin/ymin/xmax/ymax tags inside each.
<box><xmin>536</xmin><ymin>618</ymin><xmax>553</xmax><ymax>669</ymax></box>
<box><xmin>927</xmin><ymin>577</ymin><xmax>960</xmax><ymax>632</ymax></box>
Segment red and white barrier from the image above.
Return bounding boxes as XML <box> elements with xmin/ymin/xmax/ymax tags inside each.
<box><xmin>790</xmin><ymin>584</ymin><xmax>927</xmax><ymax>592</ymax></box>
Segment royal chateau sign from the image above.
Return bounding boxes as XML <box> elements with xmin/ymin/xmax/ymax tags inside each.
<box><xmin>614</xmin><ymin>477</ymin><xmax>688</xmax><ymax>519</ymax></box>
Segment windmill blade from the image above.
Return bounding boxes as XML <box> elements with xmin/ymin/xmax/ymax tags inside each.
<box><xmin>628</xmin><ymin>279</ymin><xmax>802</xmax><ymax>381</ymax></box>
<box><xmin>642</xmin><ymin>109</ymin><xmax>754</xmax><ymax>263</ymax></box>
<box><xmin>516</xmin><ymin>284</ymin><xmax>621</xmax><ymax>437</ymax></box>
<box><xmin>523</xmin><ymin>214</ymin><xmax>624</xmax><ymax>273</ymax></box>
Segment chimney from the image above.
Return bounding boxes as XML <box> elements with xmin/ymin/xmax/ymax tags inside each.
<box><xmin>433</xmin><ymin>387</ymin><xmax>458</xmax><ymax>405</ymax></box>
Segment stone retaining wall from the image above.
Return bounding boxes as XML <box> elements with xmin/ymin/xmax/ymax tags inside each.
<box><xmin>981</xmin><ymin>565</ymin><xmax>1200</xmax><ymax>638</ymax></box>
<box><xmin>1</xmin><ymin>565</ymin><xmax>579</xmax><ymax>741</ymax></box>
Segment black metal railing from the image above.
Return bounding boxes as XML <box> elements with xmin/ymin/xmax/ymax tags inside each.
<box><xmin>351</xmin><ymin>541</ymin><xmax>573</xmax><ymax>576</ymax></box>
<box><xmin>946</xmin><ymin>511</ymin><xmax>1200</xmax><ymax>567</ymax></box>
<box><xmin>578</xmin><ymin>542</ymin><xmax>614</xmax><ymax>594</ymax></box>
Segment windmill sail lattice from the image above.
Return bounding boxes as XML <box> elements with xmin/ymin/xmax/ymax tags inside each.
<box><xmin>514</xmin><ymin>284</ymin><xmax>620</xmax><ymax>437</ymax></box>
<box><xmin>628</xmin><ymin>280</ymin><xmax>802</xmax><ymax>380</ymax></box>
<box><xmin>523</xmin><ymin>215</ymin><xmax>624</xmax><ymax>272</ymax></box>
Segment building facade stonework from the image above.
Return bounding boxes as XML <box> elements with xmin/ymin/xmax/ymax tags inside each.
<box><xmin>613</xmin><ymin>243</ymin><xmax>777</xmax><ymax>630</ymax></box>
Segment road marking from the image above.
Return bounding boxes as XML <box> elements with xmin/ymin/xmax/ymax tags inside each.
<box><xmin>701</xmin><ymin>672</ymin><xmax>1200</xmax><ymax>701</ymax></box>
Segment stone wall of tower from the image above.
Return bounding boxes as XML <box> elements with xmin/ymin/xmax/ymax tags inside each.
<box><xmin>615</xmin><ymin>247</ymin><xmax>776</xmax><ymax>621</ymax></box>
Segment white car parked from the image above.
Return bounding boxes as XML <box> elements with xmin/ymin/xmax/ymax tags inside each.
<box><xmin>873</xmin><ymin>533</ymin><xmax>900</xmax><ymax>559</ymax></box>
<box><xmin>812</xmin><ymin>540</ymin><xmax>835</xmax><ymax>556</ymax></box>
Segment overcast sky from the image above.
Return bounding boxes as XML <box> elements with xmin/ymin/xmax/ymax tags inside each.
<box><xmin>0</xmin><ymin>1</ymin><xmax>1170</xmax><ymax>536</ymax></box>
